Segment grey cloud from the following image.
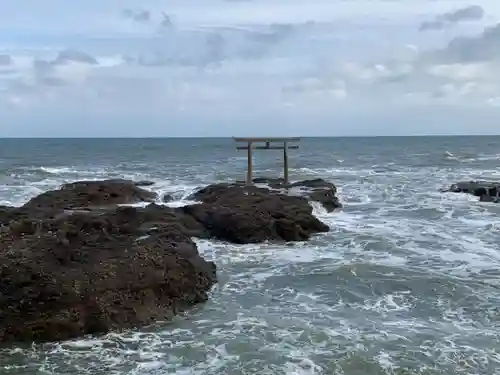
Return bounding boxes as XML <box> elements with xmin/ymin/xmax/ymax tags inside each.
<box><xmin>31</xmin><ymin>50</ymin><xmax>96</xmax><ymax>83</ymax></box>
<box><xmin>420</xmin><ymin>5</ymin><xmax>484</xmax><ymax>31</ymax></box>
<box><xmin>420</xmin><ymin>20</ymin><xmax>446</xmax><ymax>31</ymax></box>
<box><xmin>159</xmin><ymin>12</ymin><xmax>172</xmax><ymax>29</ymax></box>
<box><xmin>429</xmin><ymin>23</ymin><xmax>500</xmax><ymax>63</ymax></box>
<box><xmin>8</xmin><ymin>80</ymin><xmax>34</xmax><ymax>95</ymax></box>
<box><xmin>39</xmin><ymin>77</ymin><xmax>67</xmax><ymax>87</ymax></box>
<box><xmin>33</xmin><ymin>59</ymin><xmax>53</xmax><ymax>76</ymax></box>
<box><xmin>0</xmin><ymin>54</ymin><xmax>12</xmax><ymax>66</ymax></box>
<box><xmin>28</xmin><ymin>49</ymin><xmax>98</xmax><ymax>89</ymax></box>
<box><xmin>133</xmin><ymin>11</ymin><xmax>151</xmax><ymax>23</ymax></box>
<box><xmin>248</xmin><ymin>23</ymin><xmax>295</xmax><ymax>45</ymax></box>
<box><xmin>201</xmin><ymin>22</ymin><xmax>302</xmax><ymax>62</ymax></box>
<box><xmin>122</xmin><ymin>9</ymin><xmax>173</xmax><ymax>31</ymax></box>
<box><xmin>203</xmin><ymin>33</ymin><xmax>226</xmax><ymax>64</ymax></box>
<box><xmin>441</xmin><ymin>5</ymin><xmax>484</xmax><ymax>23</ymax></box>
<box><xmin>122</xmin><ymin>9</ymin><xmax>151</xmax><ymax>23</ymax></box>
<box><xmin>55</xmin><ymin>49</ymin><xmax>98</xmax><ymax>65</ymax></box>
<box><xmin>125</xmin><ymin>22</ymin><xmax>302</xmax><ymax>68</ymax></box>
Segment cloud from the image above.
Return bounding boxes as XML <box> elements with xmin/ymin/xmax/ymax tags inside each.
<box><xmin>0</xmin><ymin>54</ymin><xmax>12</xmax><ymax>66</ymax></box>
<box><xmin>434</xmin><ymin>23</ymin><xmax>500</xmax><ymax>63</ymax></box>
<box><xmin>0</xmin><ymin>0</ymin><xmax>500</xmax><ymax>136</ymax></box>
<box><xmin>420</xmin><ymin>5</ymin><xmax>484</xmax><ymax>31</ymax></box>
<box><xmin>54</xmin><ymin>49</ymin><xmax>98</xmax><ymax>65</ymax></box>
<box><xmin>122</xmin><ymin>9</ymin><xmax>151</xmax><ymax>23</ymax></box>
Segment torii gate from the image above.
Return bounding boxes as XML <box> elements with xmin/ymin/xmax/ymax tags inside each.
<box><xmin>233</xmin><ymin>137</ymin><xmax>301</xmax><ymax>185</ymax></box>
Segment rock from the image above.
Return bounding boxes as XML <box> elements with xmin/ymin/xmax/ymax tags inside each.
<box><xmin>252</xmin><ymin>177</ymin><xmax>285</xmax><ymax>185</ymax></box>
<box><xmin>162</xmin><ymin>194</ymin><xmax>174</xmax><ymax>203</ymax></box>
<box><xmin>241</xmin><ymin>177</ymin><xmax>341</xmax><ymax>212</ymax></box>
<box><xmin>289</xmin><ymin>179</ymin><xmax>342</xmax><ymax>212</ymax></box>
<box><xmin>135</xmin><ymin>180</ymin><xmax>156</xmax><ymax>187</ymax></box>
<box><xmin>0</xmin><ymin>178</ymin><xmax>340</xmax><ymax>343</ymax></box>
<box><xmin>22</xmin><ymin>179</ymin><xmax>157</xmax><ymax>210</ymax></box>
<box><xmin>442</xmin><ymin>180</ymin><xmax>500</xmax><ymax>202</ymax></box>
<box><xmin>0</xmin><ymin>205</ymin><xmax>64</xmax><ymax>226</ymax></box>
<box><xmin>184</xmin><ymin>181</ymin><xmax>331</xmax><ymax>243</ymax></box>
<box><xmin>0</xmin><ymin>204</ymin><xmax>216</xmax><ymax>344</ymax></box>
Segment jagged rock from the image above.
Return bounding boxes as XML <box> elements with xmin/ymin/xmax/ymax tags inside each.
<box><xmin>0</xmin><ymin>177</ymin><xmax>340</xmax><ymax>343</ymax></box>
<box><xmin>185</xmin><ymin>181</ymin><xmax>333</xmax><ymax>243</ymax></box>
<box><xmin>22</xmin><ymin>179</ymin><xmax>157</xmax><ymax>210</ymax></box>
<box><xmin>250</xmin><ymin>178</ymin><xmax>341</xmax><ymax>212</ymax></box>
<box><xmin>289</xmin><ymin>179</ymin><xmax>342</xmax><ymax>212</ymax></box>
<box><xmin>442</xmin><ymin>180</ymin><xmax>500</xmax><ymax>202</ymax></box>
<box><xmin>0</xmin><ymin>204</ymin><xmax>216</xmax><ymax>344</ymax></box>
<box><xmin>215</xmin><ymin>177</ymin><xmax>341</xmax><ymax>212</ymax></box>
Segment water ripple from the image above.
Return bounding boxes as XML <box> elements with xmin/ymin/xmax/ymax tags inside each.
<box><xmin>1</xmin><ymin>136</ymin><xmax>500</xmax><ymax>374</ymax></box>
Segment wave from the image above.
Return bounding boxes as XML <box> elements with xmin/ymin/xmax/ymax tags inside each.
<box><xmin>1</xmin><ymin>158</ymin><xmax>500</xmax><ymax>374</ymax></box>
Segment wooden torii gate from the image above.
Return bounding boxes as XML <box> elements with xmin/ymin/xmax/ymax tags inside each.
<box><xmin>233</xmin><ymin>137</ymin><xmax>300</xmax><ymax>185</ymax></box>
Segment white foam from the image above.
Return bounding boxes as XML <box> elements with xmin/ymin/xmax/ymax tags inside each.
<box><xmin>2</xmin><ymin>158</ymin><xmax>500</xmax><ymax>374</ymax></box>
<box><xmin>39</xmin><ymin>166</ymin><xmax>79</xmax><ymax>174</ymax></box>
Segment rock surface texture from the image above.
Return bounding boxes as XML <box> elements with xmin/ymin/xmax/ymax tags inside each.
<box><xmin>184</xmin><ymin>178</ymin><xmax>340</xmax><ymax>243</ymax></box>
<box><xmin>442</xmin><ymin>180</ymin><xmax>500</xmax><ymax>202</ymax></box>
<box><xmin>22</xmin><ymin>179</ymin><xmax>157</xmax><ymax>210</ymax></box>
<box><xmin>0</xmin><ymin>178</ymin><xmax>340</xmax><ymax>344</ymax></box>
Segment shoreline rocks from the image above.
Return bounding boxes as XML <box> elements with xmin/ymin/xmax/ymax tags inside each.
<box><xmin>184</xmin><ymin>179</ymin><xmax>339</xmax><ymax>243</ymax></box>
<box><xmin>0</xmin><ymin>206</ymin><xmax>216</xmax><ymax>344</ymax></box>
<box><xmin>22</xmin><ymin>179</ymin><xmax>157</xmax><ymax>211</ymax></box>
<box><xmin>441</xmin><ymin>180</ymin><xmax>500</xmax><ymax>202</ymax></box>
<box><xmin>0</xmin><ymin>177</ymin><xmax>340</xmax><ymax>344</ymax></box>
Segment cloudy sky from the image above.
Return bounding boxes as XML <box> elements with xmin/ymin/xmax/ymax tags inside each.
<box><xmin>1</xmin><ymin>0</ymin><xmax>500</xmax><ymax>137</ymax></box>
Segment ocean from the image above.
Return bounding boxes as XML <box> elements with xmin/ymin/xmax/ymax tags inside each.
<box><xmin>1</xmin><ymin>136</ymin><xmax>500</xmax><ymax>375</ymax></box>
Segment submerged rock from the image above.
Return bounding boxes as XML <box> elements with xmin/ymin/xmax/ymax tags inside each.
<box><xmin>442</xmin><ymin>180</ymin><xmax>500</xmax><ymax>202</ymax></box>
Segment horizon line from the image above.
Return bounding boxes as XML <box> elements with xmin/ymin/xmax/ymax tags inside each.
<box><xmin>1</xmin><ymin>134</ymin><xmax>500</xmax><ymax>139</ymax></box>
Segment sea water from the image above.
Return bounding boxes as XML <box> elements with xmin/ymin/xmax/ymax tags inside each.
<box><xmin>1</xmin><ymin>136</ymin><xmax>500</xmax><ymax>375</ymax></box>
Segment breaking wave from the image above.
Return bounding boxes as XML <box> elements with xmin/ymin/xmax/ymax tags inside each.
<box><xmin>1</xmin><ymin>136</ymin><xmax>500</xmax><ymax>374</ymax></box>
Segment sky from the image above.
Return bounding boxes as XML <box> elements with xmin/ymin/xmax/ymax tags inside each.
<box><xmin>1</xmin><ymin>0</ymin><xmax>500</xmax><ymax>137</ymax></box>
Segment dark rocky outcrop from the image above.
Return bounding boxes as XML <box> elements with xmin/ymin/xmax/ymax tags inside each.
<box><xmin>22</xmin><ymin>179</ymin><xmax>157</xmax><ymax>210</ymax></box>
<box><xmin>0</xmin><ymin>204</ymin><xmax>215</xmax><ymax>344</ymax></box>
<box><xmin>0</xmin><ymin>177</ymin><xmax>340</xmax><ymax>344</ymax></box>
<box><xmin>183</xmin><ymin>178</ymin><xmax>338</xmax><ymax>243</ymax></box>
<box><xmin>162</xmin><ymin>193</ymin><xmax>174</xmax><ymax>203</ymax></box>
<box><xmin>442</xmin><ymin>180</ymin><xmax>500</xmax><ymax>202</ymax></box>
<box><xmin>250</xmin><ymin>177</ymin><xmax>341</xmax><ymax>212</ymax></box>
<box><xmin>288</xmin><ymin>179</ymin><xmax>342</xmax><ymax>212</ymax></box>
